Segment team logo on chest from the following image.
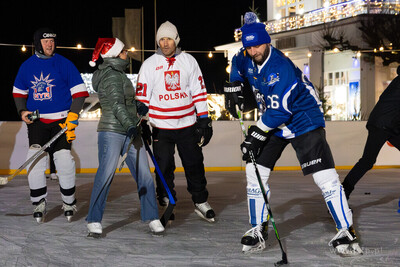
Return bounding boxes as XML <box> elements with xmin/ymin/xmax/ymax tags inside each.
<box><xmin>31</xmin><ymin>72</ymin><xmax>54</xmax><ymax>101</ymax></box>
<box><xmin>164</xmin><ymin>70</ymin><xmax>181</xmax><ymax>91</ymax></box>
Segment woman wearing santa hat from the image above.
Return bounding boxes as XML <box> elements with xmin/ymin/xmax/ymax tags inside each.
<box><xmin>86</xmin><ymin>37</ymin><xmax>164</xmax><ymax>237</ymax></box>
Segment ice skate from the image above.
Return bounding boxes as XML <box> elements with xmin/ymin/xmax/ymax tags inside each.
<box><xmin>194</xmin><ymin>202</ymin><xmax>215</xmax><ymax>223</ymax></box>
<box><xmin>87</xmin><ymin>222</ymin><xmax>102</xmax><ymax>238</ymax></box>
<box><xmin>62</xmin><ymin>203</ymin><xmax>77</xmax><ymax>222</ymax></box>
<box><xmin>241</xmin><ymin>221</ymin><xmax>268</xmax><ymax>254</ymax></box>
<box><xmin>33</xmin><ymin>198</ymin><xmax>47</xmax><ymax>223</ymax></box>
<box><xmin>50</xmin><ymin>173</ymin><xmax>58</xmax><ymax>180</ymax></box>
<box><xmin>329</xmin><ymin>226</ymin><xmax>363</xmax><ymax>257</ymax></box>
<box><xmin>149</xmin><ymin>219</ymin><xmax>165</xmax><ymax>236</ymax></box>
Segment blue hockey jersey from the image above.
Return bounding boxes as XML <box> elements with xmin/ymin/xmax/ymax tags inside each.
<box><xmin>13</xmin><ymin>54</ymin><xmax>88</xmax><ymax>121</ymax></box>
<box><xmin>230</xmin><ymin>46</ymin><xmax>325</xmax><ymax>139</ymax></box>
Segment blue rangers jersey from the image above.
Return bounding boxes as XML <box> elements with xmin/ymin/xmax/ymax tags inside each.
<box><xmin>230</xmin><ymin>46</ymin><xmax>325</xmax><ymax>139</ymax></box>
<box><xmin>13</xmin><ymin>54</ymin><xmax>89</xmax><ymax>122</ymax></box>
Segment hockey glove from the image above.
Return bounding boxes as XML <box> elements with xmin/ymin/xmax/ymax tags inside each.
<box><xmin>140</xmin><ymin>120</ymin><xmax>152</xmax><ymax>145</ymax></box>
<box><xmin>240</xmin><ymin>125</ymin><xmax>269</xmax><ymax>161</ymax></box>
<box><xmin>195</xmin><ymin>117</ymin><xmax>213</xmax><ymax>147</ymax></box>
<box><xmin>127</xmin><ymin>126</ymin><xmax>138</xmax><ymax>140</ymax></box>
<box><xmin>137</xmin><ymin>101</ymin><xmax>149</xmax><ymax>116</ymax></box>
<box><xmin>65</xmin><ymin>129</ymin><xmax>76</xmax><ymax>143</ymax></box>
<box><xmin>224</xmin><ymin>81</ymin><xmax>244</xmax><ymax>119</ymax></box>
<box><xmin>59</xmin><ymin>112</ymin><xmax>79</xmax><ymax>131</ymax></box>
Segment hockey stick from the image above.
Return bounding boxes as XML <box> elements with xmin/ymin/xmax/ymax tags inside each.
<box><xmin>142</xmin><ymin>138</ymin><xmax>176</xmax><ymax>227</ymax></box>
<box><xmin>118</xmin><ymin>117</ymin><xmax>144</xmax><ymax>172</ymax></box>
<box><xmin>237</xmin><ymin>110</ymin><xmax>288</xmax><ymax>266</ymax></box>
<box><xmin>0</xmin><ymin>100</ymin><xmax>99</xmax><ymax>185</ymax></box>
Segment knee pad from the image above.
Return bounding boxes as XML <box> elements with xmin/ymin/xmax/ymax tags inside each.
<box><xmin>313</xmin><ymin>168</ymin><xmax>353</xmax><ymax>229</ymax></box>
<box><xmin>246</xmin><ymin>163</ymin><xmax>271</xmax><ymax>226</ymax></box>
<box><xmin>54</xmin><ymin>149</ymin><xmax>76</xmax><ymax>204</ymax></box>
<box><xmin>27</xmin><ymin>144</ymin><xmax>48</xmax><ymax>203</ymax></box>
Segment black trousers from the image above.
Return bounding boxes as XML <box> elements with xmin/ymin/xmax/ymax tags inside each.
<box><xmin>342</xmin><ymin>125</ymin><xmax>400</xmax><ymax>198</ymax></box>
<box><xmin>152</xmin><ymin>125</ymin><xmax>208</xmax><ymax>204</ymax></box>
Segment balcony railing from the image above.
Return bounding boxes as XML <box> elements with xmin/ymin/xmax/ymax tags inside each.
<box><xmin>234</xmin><ymin>0</ymin><xmax>400</xmax><ymax>41</ymax></box>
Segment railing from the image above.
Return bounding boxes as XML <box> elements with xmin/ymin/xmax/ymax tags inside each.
<box><xmin>234</xmin><ymin>0</ymin><xmax>400</xmax><ymax>40</ymax></box>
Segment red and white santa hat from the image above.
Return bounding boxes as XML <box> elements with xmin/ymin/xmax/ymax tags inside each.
<box><xmin>89</xmin><ymin>38</ymin><xmax>125</xmax><ymax>67</ymax></box>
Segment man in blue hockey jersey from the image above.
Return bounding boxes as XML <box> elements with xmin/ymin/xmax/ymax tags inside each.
<box><xmin>224</xmin><ymin>12</ymin><xmax>363</xmax><ymax>256</ymax></box>
<box><xmin>13</xmin><ymin>27</ymin><xmax>89</xmax><ymax>223</ymax></box>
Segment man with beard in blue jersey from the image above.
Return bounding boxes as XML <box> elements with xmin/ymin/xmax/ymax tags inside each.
<box><xmin>224</xmin><ymin>12</ymin><xmax>363</xmax><ymax>256</ymax></box>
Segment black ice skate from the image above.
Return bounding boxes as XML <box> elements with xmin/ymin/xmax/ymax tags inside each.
<box><xmin>329</xmin><ymin>226</ymin><xmax>363</xmax><ymax>256</ymax></box>
<box><xmin>62</xmin><ymin>203</ymin><xmax>77</xmax><ymax>222</ymax></box>
<box><xmin>33</xmin><ymin>198</ymin><xmax>47</xmax><ymax>223</ymax></box>
<box><xmin>241</xmin><ymin>221</ymin><xmax>268</xmax><ymax>254</ymax></box>
<box><xmin>194</xmin><ymin>202</ymin><xmax>215</xmax><ymax>223</ymax></box>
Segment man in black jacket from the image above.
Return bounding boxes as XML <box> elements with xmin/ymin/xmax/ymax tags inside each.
<box><xmin>343</xmin><ymin>65</ymin><xmax>400</xmax><ymax>200</ymax></box>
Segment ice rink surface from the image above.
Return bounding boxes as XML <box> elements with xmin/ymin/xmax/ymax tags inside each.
<box><xmin>0</xmin><ymin>169</ymin><xmax>399</xmax><ymax>267</ymax></box>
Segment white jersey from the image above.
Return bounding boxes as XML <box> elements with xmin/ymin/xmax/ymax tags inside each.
<box><xmin>136</xmin><ymin>49</ymin><xmax>208</xmax><ymax>129</ymax></box>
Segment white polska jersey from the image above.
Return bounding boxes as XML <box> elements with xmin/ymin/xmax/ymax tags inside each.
<box><xmin>136</xmin><ymin>51</ymin><xmax>208</xmax><ymax>129</ymax></box>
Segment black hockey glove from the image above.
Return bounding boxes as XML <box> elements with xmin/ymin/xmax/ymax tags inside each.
<box><xmin>140</xmin><ymin>120</ymin><xmax>152</xmax><ymax>145</ymax></box>
<box><xmin>240</xmin><ymin>125</ymin><xmax>269</xmax><ymax>161</ymax></box>
<box><xmin>195</xmin><ymin>117</ymin><xmax>213</xmax><ymax>147</ymax></box>
<box><xmin>224</xmin><ymin>81</ymin><xmax>244</xmax><ymax>119</ymax></box>
<box><xmin>127</xmin><ymin>126</ymin><xmax>138</xmax><ymax>139</ymax></box>
<box><xmin>136</xmin><ymin>101</ymin><xmax>149</xmax><ymax>116</ymax></box>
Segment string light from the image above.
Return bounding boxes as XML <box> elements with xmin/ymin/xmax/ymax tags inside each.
<box><xmin>0</xmin><ymin>43</ymin><xmax>227</xmax><ymax>59</ymax></box>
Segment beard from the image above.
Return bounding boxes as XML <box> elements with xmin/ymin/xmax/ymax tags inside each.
<box><xmin>252</xmin><ymin>45</ymin><xmax>269</xmax><ymax>65</ymax></box>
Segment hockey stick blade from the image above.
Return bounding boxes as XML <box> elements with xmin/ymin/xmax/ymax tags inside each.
<box><xmin>143</xmin><ymin>139</ymin><xmax>176</xmax><ymax>227</ymax></box>
<box><xmin>237</xmin><ymin>109</ymin><xmax>288</xmax><ymax>265</ymax></box>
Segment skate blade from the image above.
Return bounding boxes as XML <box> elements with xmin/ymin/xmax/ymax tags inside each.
<box><xmin>35</xmin><ymin>217</ymin><xmax>45</xmax><ymax>223</ymax></box>
<box><xmin>242</xmin><ymin>243</ymin><xmax>266</xmax><ymax>254</ymax></box>
<box><xmin>335</xmin><ymin>243</ymin><xmax>363</xmax><ymax>257</ymax></box>
<box><xmin>194</xmin><ymin>209</ymin><xmax>215</xmax><ymax>223</ymax></box>
<box><xmin>87</xmin><ymin>232</ymin><xmax>102</xmax><ymax>239</ymax></box>
<box><xmin>66</xmin><ymin>216</ymin><xmax>72</xmax><ymax>222</ymax></box>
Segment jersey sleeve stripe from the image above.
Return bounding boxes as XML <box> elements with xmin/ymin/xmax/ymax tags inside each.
<box><xmin>13</xmin><ymin>93</ymin><xmax>28</xmax><ymax>98</ymax></box>
<box><xmin>70</xmin><ymin>84</ymin><xmax>89</xmax><ymax>96</ymax></box>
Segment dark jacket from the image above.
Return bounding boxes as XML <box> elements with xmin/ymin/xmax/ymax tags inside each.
<box><xmin>92</xmin><ymin>57</ymin><xmax>140</xmax><ymax>134</ymax></box>
<box><xmin>367</xmin><ymin>66</ymin><xmax>400</xmax><ymax>135</ymax></box>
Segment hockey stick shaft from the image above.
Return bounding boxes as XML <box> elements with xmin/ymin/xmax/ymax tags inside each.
<box><xmin>237</xmin><ymin>110</ymin><xmax>287</xmax><ymax>264</ymax></box>
<box><xmin>118</xmin><ymin>117</ymin><xmax>144</xmax><ymax>171</ymax></box>
<box><xmin>0</xmin><ymin>99</ymin><xmax>99</xmax><ymax>185</ymax></box>
<box><xmin>142</xmin><ymin>138</ymin><xmax>176</xmax><ymax>226</ymax></box>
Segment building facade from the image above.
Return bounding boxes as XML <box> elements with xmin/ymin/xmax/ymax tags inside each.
<box><xmin>216</xmin><ymin>0</ymin><xmax>400</xmax><ymax>121</ymax></box>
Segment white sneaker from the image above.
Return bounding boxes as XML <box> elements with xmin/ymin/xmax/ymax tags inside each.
<box><xmin>62</xmin><ymin>203</ymin><xmax>77</xmax><ymax>222</ymax></box>
<box><xmin>50</xmin><ymin>173</ymin><xmax>58</xmax><ymax>180</ymax></box>
<box><xmin>194</xmin><ymin>202</ymin><xmax>216</xmax><ymax>223</ymax></box>
<box><xmin>87</xmin><ymin>222</ymin><xmax>103</xmax><ymax>238</ymax></box>
<box><xmin>149</xmin><ymin>219</ymin><xmax>165</xmax><ymax>235</ymax></box>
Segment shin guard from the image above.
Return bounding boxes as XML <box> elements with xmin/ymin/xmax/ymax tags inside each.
<box><xmin>26</xmin><ymin>145</ymin><xmax>48</xmax><ymax>203</ymax></box>
<box><xmin>313</xmin><ymin>168</ymin><xmax>353</xmax><ymax>230</ymax></box>
<box><xmin>246</xmin><ymin>163</ymin><xmax>271</xmax><ymax>226</ymax></box>
<box><xmin>53</xmin><ymin>149</ymin><xmax>76</xmax><ymax>204</ymax></box>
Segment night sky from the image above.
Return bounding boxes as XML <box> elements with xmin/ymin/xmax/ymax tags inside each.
<box><xmin>0</xmin><ymin>0</ymin><xmax>266</xmax><ymax>120</ymax></box>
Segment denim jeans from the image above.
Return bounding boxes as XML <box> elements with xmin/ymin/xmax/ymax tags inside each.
<box><xmin>86</xmin><ymin>131</ymin><xmax>159</xmax><ymax>223</ymax></box>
